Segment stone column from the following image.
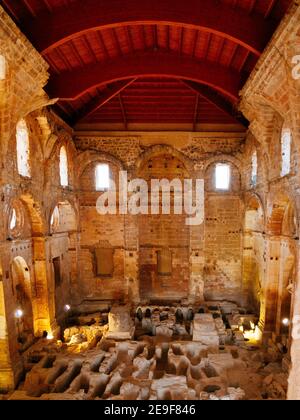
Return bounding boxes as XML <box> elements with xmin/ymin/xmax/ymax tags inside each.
<box><xmin>188</xmin><ymin>177</ymin><xmax>205</xmax><ymax>304</ymax></box>
<box><xmin>68</xmin><ymin>232</ymin><xmax>81</xmax><ymax>305</ymax></box>
<box><xmin>0</xmin><ymin>280</ymin><xmax>14</xmax><ymax>391</ymax></box>
<box><xmin>124</xmin><ymin>214</ymin><xmax>140</xmax><ymax>304</ymax></box>
<box><xmin>261</xmin><ymin>238</ymin><xmax>281</xmax><ymax>337</ymax></box>
<box><xmin>32</xmin><ymin>237</ymin><xmax>54</xmax><ymax>335</ymax></box>
<box><xmin>287</xmin><ymin>260</ymin><xmax>300</xmax><ymax>400</ymax></box>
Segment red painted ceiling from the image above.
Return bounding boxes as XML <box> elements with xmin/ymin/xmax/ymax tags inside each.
<box><xmin>2</xmin><ymin>0</ymin><xmax>292</xmax><ymax>130</ymax></box>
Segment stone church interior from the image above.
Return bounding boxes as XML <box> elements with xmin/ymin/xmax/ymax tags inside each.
<box><xmin>1</xmin><ymin>0</ymin><xmax>300</xmax><ymax>401</ymax></box>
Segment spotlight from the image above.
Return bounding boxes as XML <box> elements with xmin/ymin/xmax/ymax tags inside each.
<box><xmin>14</xmin><ymin>309</ymin><xmax>23</xmax><ymax>319</ymax></box>
<box><xmin>64</xmin><ymin>304</ymin><xmax>71</xmax><ymax>312</ymax></box>
<box><xmin>282</xmin><ymin>318</ymin><xmax>290</xmax><ymax>326</ymax></box>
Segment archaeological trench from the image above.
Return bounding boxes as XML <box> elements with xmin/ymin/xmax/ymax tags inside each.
<box><xmin>1</xmin><ymin>0</ymin><xmax>300</xmax><ymax>401</ymax></box>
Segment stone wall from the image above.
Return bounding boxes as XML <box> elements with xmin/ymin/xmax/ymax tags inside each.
<box><xmin>0</xmin><ymin>7</ymin><xmax>79</xmax><ymax>388</ymax></box>
<box><xmin>75</xmin><ymin>135</ymin><xmax>245</xmax><ymax>306</ymax></box>
<box><xmin>1</xmin><ymin>2</ymin><xmax>300</xmax><ymax>400</ymax></box>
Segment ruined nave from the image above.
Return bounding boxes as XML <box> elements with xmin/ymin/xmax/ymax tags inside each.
<box><xmin>0</xmin><ymin>0</ymin><xmax>300</xmax><ymax>401</ymax></box>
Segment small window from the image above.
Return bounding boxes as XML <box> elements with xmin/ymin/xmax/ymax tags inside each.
<box><xmin>215</xmin><ymin>163</ymin><xmax>230</xmax><ymax>190</ymax></box>
<box><xmin>59</xmin><ymin>146</ymin><xmax>69</xmax><ymax>187</ymax></box>
<box><xmin>95</xmin><ymin>163</ymin><xmax>110</xmax><ymax>191</ymax></box>
<box><xmin>16</xmin><ymin>119</ymin><xmax>31</xmax><ymax>178</ymax></box>
<box><xmin>9</xmin><ymin>208</ymin><xmax>17</xmax><ymax>231</ymax></box>
<box><xmin>281</xmin><ymin>128</ymin><xmax>291</xmax><ymax>177</ymax></box>
<box><xmin>50</xmin><ymin>206</ymin><xmax>60</xmax><ymax>232</ymax></box>
<box><xmin>251</xmin><ymin>151</ymin><xmax>258</xmax><ymax>186</ymax></box>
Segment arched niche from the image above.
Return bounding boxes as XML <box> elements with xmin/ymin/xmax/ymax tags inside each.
<box><xmin>244</xmin><ymin>195</ymin><xmax>264</xmax><ymax>233</ymax></box>
<box><xmin>11</xmin><ymin>257</ymin><xmax>34</xmax><ymax>337</ymax></box>
<box><xmin>6</xmin><ymin>199</ymin><xmax>28</xmax><ymax>240</ymax></box>
<box><xmin>135</xmin><ymin>144</ymin><xmax>193</xmax><ymax>178</ymax></box>
<box><xmin>138</xmin><ymin>153</ymin><xmax>190</xmax><ymax>181</ymax></box>
<box><xmin>280</xmin><ymin>253</ymin><xmax>295</xmax><ymax>335</ymax></box>
<box><xmin>20</xmin><ymin>194</ymin><xmax>46</xmax><ymax>237</ymax></box>
<box><xmin>78</xmin><ymin>151</ymin><xmax>124</xmax><ymax>193</ymax></box>
<box><xmin>267</xmin><ymin>194</ymin><xmax>298</xmax><ymax>238</ymax></box>
<box><xmin>49</xmin><ymin>200</ymin><xmax>78</xmax><ymax>234</ymax></box>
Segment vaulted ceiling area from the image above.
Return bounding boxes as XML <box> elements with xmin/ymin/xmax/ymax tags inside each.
<box><xmin>2</xmin><ymin>0</ymin><xmax>291</xmax><ymax>131</ymax></box>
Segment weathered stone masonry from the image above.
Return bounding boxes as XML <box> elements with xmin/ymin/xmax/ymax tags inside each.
<box><xmin>1</xmin><ymin>3</ymin><xmax>300</xmax><ymax>400</ymax></box>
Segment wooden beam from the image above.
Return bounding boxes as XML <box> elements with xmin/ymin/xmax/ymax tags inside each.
<box><xmin>265</xmin><ymin>0</ymin><xmax>277</xmax><ymax>18</ymax></box>
<box><xmin>71</xmin><ymin>78</ymin><xmax>136</xmax><ymax>125</ymax></box>
<box><xmin>181</xmin><ymin>79</ymin><xmax>248</xmax><ymax>127</ymax></box>
<box><xmin>193</xmin><ymin>94</ymin><xmax>200</xmax><ymax>131</ymax></box>
<box><xmin>18</xmin><ymin>0</ymin><xmax>275</xmax><ymax>56</ymax></box>
<box><xmin>118</xmin><ymin>93</ymin><xmax>128</xmax><ymax>130</ymax></box>
<box><xmin>48</xmin><ymin>51</ymin><xmax>241</xmax><ymax>102</ymax></box>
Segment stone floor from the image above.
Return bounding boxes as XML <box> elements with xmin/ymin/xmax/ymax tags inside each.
<box><xmin>3</xmin><ymin>304</ymin><xmax>289</xmax><ymax>401</ymax></box>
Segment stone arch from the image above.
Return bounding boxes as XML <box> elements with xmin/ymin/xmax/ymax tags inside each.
<box><xmin>6</xmin><ymin>198</ymin><xmax>27</xmax><ymax>240</ymax></box>
<box><xmin>242</xmin><ymin>193</ymin><xmax>265</xmax><ymax>314</ymax></box>
<box><xmin>77</xmin><ymin>150</ymin><xmax>125</xmax><ymax>195</ymax></box>
<box><xmin>267</xmin><ymin>193</ymin><xmax>298</xmax><ymax>238</ymax></box>
<box><xmin>134</xmin><ymin>144</ymin><xmax>194</xmax><ymax>177</ymax></box>
<box><xmin>11</xmin><ymin>256</ymin><xmax>34</xmax><ymax>336</ymax></box>
<box><xmin>0</xmin><ymin>258</ymin><xmax>14</xmax><ymax>390</ymax></box>
<box><xmin>44</xmin><ymin>121</ymin><xmax>76</xmax><ymax>161</ymax></box>
<box><xmin>17</xmin><ymin>195</ymin><xmax>51</xmax><ymax>335</ymax></box>
<box><xmin>44</xmin><ymin>133</ymin><xmax>77</xmax><ymax>190</ymax></box>
<box><xmin>203</xmin><ymin>154</ymin><xmax>242</xmax><ymax>174</ymax></box>
<box><xmin>12</xmin><ymin>114</ymin><xmax>45</xmax><ymax>179</ymax></box>
<box><xmin>244</xmin><ymin>193</ymin><xmax>265</xmax><ymax>233</ymax></box>
<box><xmin>245</xmin><ymin>133</ymin><xmax>269</xmax><ymax>187</ymax></box>
<box><xmin>280</xmin><ymin>252</ymin><xmax>296</xmax><ymax>334</ymax></box>
<box><xmin>77</xmin><ymin>150</ymin><xmax>125</xmax><ymax>179</ymax></box>
<box><xmin>49</xmin><ymin>199</ymin><xmax>78</xmax><ymax>234</ymax></box>
<box><xmin>19</xmin><ymin>194</ymin><xmax>46</xmax><ymax>236</ymax></box>
<box><xmin>204</xmin><ymin>156</ymin><xmax>241</xmax><ymax>193</ymax></box>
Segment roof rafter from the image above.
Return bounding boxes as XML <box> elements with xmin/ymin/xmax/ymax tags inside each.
<box><xmin>181</xmin><ymin>79</ymin><xmax>248</xmax><ymax>127</ymax></box>
<box><xmin>15</xmin><ymin>0</ymin><xmax>275</xmax><ymax>55</ymax></box>
<box><xmin>48</xmin><ymin>51</ymin><xmax>242</xmax><ymax>102</ymax></box>
<box><xmin>71</xmin><ymin>78</ymin><xmax>136</xmax><ymax>125</ymax></box>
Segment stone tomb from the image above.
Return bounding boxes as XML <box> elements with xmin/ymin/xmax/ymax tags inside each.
<box><xmin>105</xmin><ymin>305</ymin><xmax>135</xmax><ymax>340</ymax></box>
<box><xmin>191</xmin><ymin>314</ymin><xmax>220</xmax><ymax>347</ymax></box>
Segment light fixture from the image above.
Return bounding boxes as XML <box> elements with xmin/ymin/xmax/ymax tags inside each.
<box><xmin>64</xmin><ymin>304</ymin><xmax>71</xmax><ymax>312</ymax></box>
<box><xmin>282</xmin><ymin>318</ymin><xmax>290</xmax><ymax>326</ymax></box>
<box><xmin>14</xmin><ymin>309</ymin><xmax>23</xmax><ymax>319</ymax></box>
<box><xmin>47</xmin><ymin>332</ymin><xmax>54</xmax><ymax>340</ymax></box>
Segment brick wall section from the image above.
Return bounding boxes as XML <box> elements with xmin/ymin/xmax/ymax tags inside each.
<box><xmin>75</xmin><ymin>138</ymin><xmax>245</xmax><ymax>306</ymax></box>
<box><xmin>2</xmin><ymin>2</ymin><xmax>300</xmax><ymax>399</ymax></box>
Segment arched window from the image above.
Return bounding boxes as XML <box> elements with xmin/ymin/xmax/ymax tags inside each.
<box><xmin>16</xmin><ymin>119</ymin><xmax>31</xmax><ymax>177</ymax></box>
<box><xmin>251</xmin><ymin>150</ymin><xmax>258</xmax><ymax>186</ymax></box>
<box><xmin>95</xmin><ymin>163</ymin><xmax>110</xmax><ymax>191</ymax></box>
<box><xmin>281</xmin><ymin>128</ymin><xmax>292</xmax><ymax>177</ymax></box>
<box><xmin>50</xmin><ymin>206</ymin><xmax>60</xmax><ymax>232</ymax></box>
<box><xmin>215</xmin><ymin>163</ymin><xmax>230</xmax><ymax>190</ymax></box>
<box><xmin>59</xmin><ymin>146</ymin><xmax>69</xmax><ymax>187</ymax></box>
<box><xmin>8</xmin><ymin>203</ymin><xmax>23</xmax><ymax>238</ymax></box>
<box><xmin>0</xmin><ymin>55</ymin><xmax>6</xmax><ymax>80</ymax></box>
<box><xmin>9</xmin><ymin>208</ymin><xmax>17</xmax><ymax>231</ymax></box>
